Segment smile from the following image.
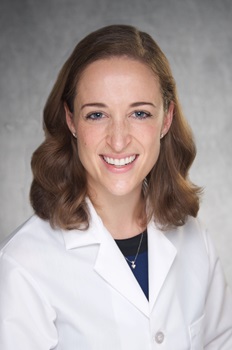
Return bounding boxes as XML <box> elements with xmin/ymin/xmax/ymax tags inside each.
<box><xmin>102</xmin><ymin>155</ymin><xmax>137</xmax><ymax>166</ymax></box>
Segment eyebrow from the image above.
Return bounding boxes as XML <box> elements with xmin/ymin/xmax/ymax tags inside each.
<box><xmin>80</xmin><ymin>101</ymin><xmax>156</xmax><ymax>110</ymax></box>
<box><xmin>80</xmin><ymin>103</ymin><xmax>107</xmax><ymax>110</ymax></box>
<box><xmin>130</xmin><ymin>102</ymin><xmax>156</xmax><ymax>108</ymax></box>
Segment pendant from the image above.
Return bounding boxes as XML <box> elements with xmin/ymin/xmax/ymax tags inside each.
<box><xmin>131</xmin><ymin>261</ymin><xmax>136</xmax><ymax>269</ymax></box>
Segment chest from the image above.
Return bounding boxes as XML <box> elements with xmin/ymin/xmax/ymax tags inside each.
<box><xmin>35</xmin><ymin>244</ymin><xmax>208</xmax><ymax>350</ymax></box>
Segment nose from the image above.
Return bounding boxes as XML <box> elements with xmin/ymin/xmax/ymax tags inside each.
<box><xmin>106</xmin><ymin>118</ymin><xmax>132</xmax><ymax>152</ymax></box>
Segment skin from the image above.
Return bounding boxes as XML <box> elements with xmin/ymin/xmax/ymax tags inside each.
<box><xmin>65</xmin><ymin>57</ymin><xmax>173</xmax><ymax>238</ymax></box>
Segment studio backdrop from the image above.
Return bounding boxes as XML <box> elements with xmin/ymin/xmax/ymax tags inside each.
<box><xmin>0</xmin><ymin>0</ymin><xmax>232</xmax><ymax>287</ymax></box>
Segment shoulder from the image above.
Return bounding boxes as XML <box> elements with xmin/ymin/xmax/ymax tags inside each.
<box><xmin>164</xmin><ymin>216</ymin><xmax>209</xmax><ymax>251</ymax></box>
<box><xmin>0</xmin><ymin>215</ymin><xmax>65</xmax><ymax>265</ymax></box>
<box><xmin>163</xmin><ymin>216</ymin><xmax>220</xmax><ymax>275</ymax></box>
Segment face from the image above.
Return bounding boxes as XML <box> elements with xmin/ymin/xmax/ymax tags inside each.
<box><xmin>65</xmin><ymin>57</ymin><xmax>173</xmax><ymax>200</ymax></box>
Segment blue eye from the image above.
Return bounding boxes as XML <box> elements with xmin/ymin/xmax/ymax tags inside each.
<box><xmin>133</xmin><ymin>111</ymin><xmax>151</xmax><ymax>119</ymax></box>
<box><xmin>86</xmin><ymin>112</ymin><xmax>104</xmax><ymax>120</ymax></box>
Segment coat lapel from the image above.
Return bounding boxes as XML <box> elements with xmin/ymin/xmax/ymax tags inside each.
<box><xmin>89</xmin><ymin>200</ymin><xmax>150</xmax><ymax>317</ymax></box>
<box><xmin>148</xmin><ymin>221</ymin><xmax>177</xmax><ymax>312</ymax></box>
<box><xmin>93</xmin><ymin>225</ymin><xmax>149</xmax><ymax>317</ymax></box>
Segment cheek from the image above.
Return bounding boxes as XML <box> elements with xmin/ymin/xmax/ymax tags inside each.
<box><xmin>76</xmin><ymin>124</ymin><xmax>96</xmax><ymax>149</ymax></box>
<box><xmin>137</xmin><ymin>124</ymin><xmax>161</xmax><ymax>145</ymax></box>
<box><xmin>141</xmin><ymin>126</ymin><xmax>162</xmax><ymax>166</ymax></box>
<box><xmin>76</xmin><ymin>126</ymin><xmax>104</xmax><ymax>171</ymax></box>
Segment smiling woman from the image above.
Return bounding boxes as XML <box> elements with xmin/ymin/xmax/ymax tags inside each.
<box><xmin>31</xmin><ymin>29</ymin><xmax>199</xmax><ymax>232</ymax></box>
<box><xmin>0</xmin><ymin>25</ymin><xmax>232</xmax><ymax>349</ymax></box>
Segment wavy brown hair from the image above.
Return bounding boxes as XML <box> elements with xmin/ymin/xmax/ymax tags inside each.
<box><xmin>30</xmin><ymin>24</ymin><xmax>202</xmax><ymax>230</ymax></box>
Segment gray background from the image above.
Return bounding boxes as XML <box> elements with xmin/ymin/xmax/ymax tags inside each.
<box><xmin>0</xmin><ymin>0</ymin><xmax>232</xmax><ymax>287</ymax></box>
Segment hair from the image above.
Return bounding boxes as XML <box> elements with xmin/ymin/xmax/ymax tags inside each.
<box><xmin>30</xmin><ymin>24</ymin><xmax>202</xmax><ymax>231</ymax></box>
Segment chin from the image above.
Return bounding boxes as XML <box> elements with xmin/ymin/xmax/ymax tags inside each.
<box><xmin>106</xmin><ymin>182</ymin><xmax>141</xmax><ymax>197</ymax></box>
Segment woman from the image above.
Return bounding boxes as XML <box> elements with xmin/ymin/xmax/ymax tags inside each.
<box><xmin>0</xmin><ymin>25</ymin><xmax>231</xmax><ymax>349</ymax></box>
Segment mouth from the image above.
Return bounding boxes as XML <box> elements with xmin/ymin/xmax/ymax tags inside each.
<box><xmin>102</xmin><ymin>155</ymin><xmax>137</xmax><ymax>167</ymax></box>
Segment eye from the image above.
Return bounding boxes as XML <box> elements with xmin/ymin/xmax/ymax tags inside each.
<box><xmin>85</xmin><ymin>112</ymin><xmax>104</xmax><ymax>120</ymax></box>
<box><xmin>132</xmin><ymin>111</ymin><xmax>152</xmax><ymax>119</ymax></box>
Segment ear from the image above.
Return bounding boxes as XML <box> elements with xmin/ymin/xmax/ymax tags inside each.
<box><xmin>161</xmin><ymin>101</ymin><xmax>174</xmax><ymax>136</ymax></box>
<box><xmin>64</xmin><ymin>103</ymin><xmax>76</xmax><ymax>135</ymax></box>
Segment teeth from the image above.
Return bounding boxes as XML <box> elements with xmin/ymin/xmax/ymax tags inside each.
<box><xmin>103</xmin><ymin>155</ymin><xmax>136</xmax><ymax>166</ymax></box>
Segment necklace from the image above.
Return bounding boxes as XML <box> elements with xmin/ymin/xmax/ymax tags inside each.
<box><xmin>125</xmin><ymin>233</ymin><xmax>144</xmax><ymax>269</ymax></box>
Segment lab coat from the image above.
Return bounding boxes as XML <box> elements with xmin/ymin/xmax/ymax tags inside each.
<box><xmin>0</xmin><ymin>200</ymin><xmax>232</xmax><ymax>349</ymax></box>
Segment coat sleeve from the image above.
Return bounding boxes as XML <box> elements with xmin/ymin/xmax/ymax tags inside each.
<box><xmin>203</xmin><ymin>230</ymin><xmax>232</xmax><ymax>349</ymax></box>
<box><xmin>0</xmin><ymin>252</ymin><xmax>58</xmax><ymax>350</ymax></box>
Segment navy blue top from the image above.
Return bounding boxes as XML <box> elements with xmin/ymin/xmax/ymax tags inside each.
<box><xmin>115</xmin><ymin>230</ymin><xmax>149</xmax><ymax>299</ymax></box>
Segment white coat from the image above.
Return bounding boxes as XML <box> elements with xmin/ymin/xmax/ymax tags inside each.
<box><xmin>0</xmin><ymin>200</ymin><xmax>232</xmax><ymax>350</ymax></box>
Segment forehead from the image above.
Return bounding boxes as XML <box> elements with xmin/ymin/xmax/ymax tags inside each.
<box><xmin>75</xmin><ymin>57</ymin><xmax>162</xmax><ymax>103</ymax></box>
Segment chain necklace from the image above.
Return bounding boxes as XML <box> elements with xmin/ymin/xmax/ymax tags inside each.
<box><xmin>125</xmin><ymin>233</ymin><xmax>144</xmax><ymax>269</ymax></box>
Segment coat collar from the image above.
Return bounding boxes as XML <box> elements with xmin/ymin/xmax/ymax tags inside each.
<box><xmin>62</xmin><ymin>199</ymin><xmax>176</xmax><ymax>317</ymax></box>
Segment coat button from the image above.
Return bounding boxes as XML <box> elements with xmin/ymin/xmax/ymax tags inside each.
<box><xmin>154</xmin><ymin>331</ymin><xmax>165</xmax><ymax>344</ymax></box>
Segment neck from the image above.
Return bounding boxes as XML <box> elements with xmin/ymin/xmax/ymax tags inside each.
<box><xmin>89</xmin><ymin>190</ymin><xmax>146</xmax><ymax>239</ymax></box>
